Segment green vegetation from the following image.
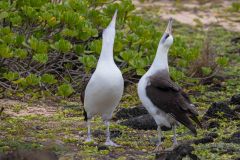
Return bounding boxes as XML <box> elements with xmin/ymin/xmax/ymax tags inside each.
<box><xmin>0</xmin><ymin>0</ymin><xmax>230</xmax><ymax>99</ymax></box>
<box><xmin>0</xmin><ymin>0</ymin><xmax>240</xmax><ymax>160</ymax></box>
<box><xmin>230</xmin><ymin>2</ymin><xmax>240</xmax><ymax>12</ymax></box>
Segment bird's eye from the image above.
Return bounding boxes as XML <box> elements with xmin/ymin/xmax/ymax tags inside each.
<box><xmin>165</xmin><ymin>34</ymin><xmax>169</xmax><ymax>40</ymax></box>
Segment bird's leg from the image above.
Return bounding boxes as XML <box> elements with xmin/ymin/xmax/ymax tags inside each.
<box><xmin>104</xmin><ymin>120</ymin><xmax>119</xmax><ymax>147</ymax></box>
<box><xmin>154</xmin><ymin>125</ymin><xmax>164</xmax><ymax>152</ymax></box>
<box><xmin>172</xmin><ymin>124</ymin><xmax>178</xmax><ymax>147</ymax></box>
<box><xmin>84</xmin><ymin>119</ymin><xmax>92</xmax><ymax>142</ymax></box>
<box><xmin>167</xmin><ymin>124</ymin><xmax>178</xmax><ymax>150</ymax></box>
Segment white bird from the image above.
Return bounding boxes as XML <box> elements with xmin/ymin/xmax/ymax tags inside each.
<box><xmin>82</xmin><ymin>10</ymin><xmax>124</xmax><ymax>146</ymax></box>
<box><xmin>137</xmin><ymin>18</ymin><xmax>201</xmax><ymax>151</ymax></box>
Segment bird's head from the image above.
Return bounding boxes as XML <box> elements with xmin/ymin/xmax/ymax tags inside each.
<box><xmin>102</xmin><ymin>10</ymin><xmax>117</xmax><ymax>43</ymax></box>
<box><xmin>160</xmin><ymin>18</ymin><xmax>173</xmax><ymax>48</ymax></box>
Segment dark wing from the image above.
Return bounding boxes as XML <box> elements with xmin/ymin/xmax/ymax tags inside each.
<box><xmin>146</xmin><ymin>73</ymin><xmax>201</xmax><ymax>135</ymax></box>
<box><xmin>81</xmin><ymin>75</ymin><xmax>89</xmax><ymax>121</ymax></box>
<box><xmin>150</xmin><ymin>74</ymin><xmax>181</xmax><ymax>91</ymax></box>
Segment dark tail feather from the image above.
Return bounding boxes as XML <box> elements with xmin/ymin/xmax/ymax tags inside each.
<box><xmin>190</xmin><ymin>116</ymin><xmax>202</xmax><ymax>128</ymax></box>
<box><xmin>178</xmin><ymin>115</ymin><xmax>197</xmax><ymax>136</ymax></box>
<box><xmin>83</xmin><ymin>108</ymin><xmax>88</xmax><ymax>121</ymax></box>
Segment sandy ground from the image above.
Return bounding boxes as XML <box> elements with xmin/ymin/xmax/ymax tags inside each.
<box><xmin>133</xmin><ymin>0</ymin><xmax>240</xmax><ymax>32</ymax></box>
<box><xmin>0</xmin><ymin>99</ymin><xmax>57</xmax><ymax>117</ymax></box>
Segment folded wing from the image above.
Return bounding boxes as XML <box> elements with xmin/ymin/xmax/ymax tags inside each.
<box><xmin>146</xmin><ymin>71</ymin><xmax>201</xmax><ymax>135</ymax></box>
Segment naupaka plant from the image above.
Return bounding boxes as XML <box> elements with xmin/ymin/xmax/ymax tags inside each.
<box><xmin>0</xmin><ymin>0</ymin><xmax>229</xmax><ymax>98</ymax></box>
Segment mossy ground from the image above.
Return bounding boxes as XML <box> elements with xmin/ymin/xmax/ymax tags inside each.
<box><xmin>0</xmin><ymin>1</ymin><xmax>240</xmax><ymax>160</ymax></box>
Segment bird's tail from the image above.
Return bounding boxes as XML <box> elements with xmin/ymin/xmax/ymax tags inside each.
<box><xmin>83</xmin><ymin>108</ymin><xmax>88</xmax><ymax>121</ymax></box>
<box><xmin>190</xmin><ymin>115</ymin><xmax>203</xmax><ymax>128</ymax></box>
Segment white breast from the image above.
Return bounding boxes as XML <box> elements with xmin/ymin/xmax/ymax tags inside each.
<box><xmin>137</xmin><ymin>74</ymin><xmax>171</xmax><ymax>127</ymax></box>
<box><xmin>84</xmin><ymin>63</ymin><xmax>124</xmax><ymax>119</ymax></box>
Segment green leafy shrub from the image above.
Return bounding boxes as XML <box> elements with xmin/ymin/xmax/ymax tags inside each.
<box><xmin>230</xmin><ymin>2</ymin><xmax>240</xmax><ymax>12</ymax></box>
<box><xmin>0</xmin><ymin>0</ymin><xmax>229</xmax><ymax>98</ymax></box>
<box><xmin>57</xmin><ymin>83</ymin><xmax>74</xmax><ymax>97</ymax></box>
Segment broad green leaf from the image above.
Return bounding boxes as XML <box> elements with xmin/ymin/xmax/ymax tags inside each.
<box><xmin>0</xmin><ymin>44</ymin><xmax>13</xmax><ymax>58</ymax></box>
<box><xmin>33</xmin><ymin>54</ymin><xmax>48</xmax><ymax>63</ymax></box>
<box><xmin>57</xmin><ymin>83</ymin><xmax>74</xmax><ymax>97</ymax></box>
<box><xmin>51</xmin><ymin>39</ymin><xmax>72</xmax><ymax>53</ymax></box>
<box><xmin>26</xmin><ymin>74</ymin><xmax>40</xmax><ymax>86</ymax></box>
<box><xmin>15</xmin><ymin>49</ymin><xmax>28</xmax><ymax>59</ymax></box>
<box><xmin>29</xmin><ymin>37</ymin><xmax>48</xmax><ymax>54</ymax></box>
<box><xmin>79</xmin><ymin>55</ymin><xmax>97</xmax><ymax>73</ymax></box>
<box><xmin>3</xmin><ymin>72</ymin><xmax>19</xmax><ymax>81</ymax></box>
<box><xmin>216</xmin><ymin>57</ymin><xmax>229</xmax><ymax>67</ymax></box>
<box><xmin>0</xmin><ymin>11</ymin><xmax>8</xmax><ymax>20</ymax></box>
<box><xmin>201</xmin><ymin>67</ymin><xmax>212</xmax><ymax>76</ymax></box>
<box><xmin>41</xmin><ymin>74</ymin><xmax>57</xmax><ymax>84</ymax></box>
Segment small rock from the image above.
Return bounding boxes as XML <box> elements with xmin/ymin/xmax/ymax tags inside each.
<box><xmin>230</xmin><ymin>94</ymin><xmax>240</xmax><ymax>105</ymax></box>
<box><xmin>34</xmin><ymin>126</ymin><xmax>43</xmax><ymax>130</ymax></box>
<box><xmin>155</xmin><ymin>144</ymin><xmax>197</xmax><ymax>160</ymax></box>
<box><xmin>120</xmin><ymin>114</ymin><xmax>171</xmax><ymax>131</ymax></box>
<box><xmin>203</xmin><ymin>102</ymin><xmax>238</xmax><ymax>120</ymax></box>
<box><xmin>207</xmin><ymin>121</ymin><xmax>220</xmax><ymax>129</ymax></box>
<box><xmin>206</xmin><ymin>132</ymin><xmax>218</xmax><ymax>139</ymax></box>
<box><xmin>41</xmin><ymin>140</ymin><xmax>65</xmax><ymax>150</ymax></box>
<box><xmin>188</xmin><ymin>153</ymin><xmax>201</xmax><ymax>160</ymax></box>
<box><xmin>110</xmin><ymin>130</ymin><xmax>122</xmax><ymax>138</ymax></box>
<box><xmin>200</xmin><ymin>75</ymin><xmax>225</xmax><ymax>85</ymax></box>
<box><xmin>97</xmin><ymin>145</ymin><xmax>109</xmax><ymax>151</ymax></box>
<box><xmin>92</xmin><ymin>129</ymin><xmax>122</xmax><ymax>139</ymax></box>
<box><xmin>208</xmin><ymin>83</ymin><xmax>225</xmax><ymax>92</ymax></box>
<box><xmin>92</xmin><ymin>129</ymin><xmax>104</xmax><ymax>137</ymax></box>
<box><xmin>193</xmin><ymin>136</ymin><xmax>214</xmax><ymax>145</ymax></box>
<box><xmin>224</xmin><ymin>131</ymin><xmax>240</xmax><ymax>144</ymax></box>
<box><xmin>231</xmin><ymin>37</ymin><xmax>240</xmax><ymax>44</ymax></box>
<box><xmin>0</xmin><ymin>150</ymin><xmax>58</xmax><ymax>160</ymax></box>
<box><xmin>114</xmin><ymin>105</ymin><xmax>148</xmax><ymax>120</ymax></box>
<box><xmin>220</xmin><ymin>148</ymin><xmax>236</xmax><ymax>155</ymax></box>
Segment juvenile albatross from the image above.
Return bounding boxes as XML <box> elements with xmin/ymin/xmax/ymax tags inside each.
<box><xmin>137</xmin><ymin>18</ymin><xmax>202</xmax><ymax>151</ymax></box>
<box><xmin>82</xmin><ymin>10</ymin><xmax>124</xmax><ymax>146</ymax></box>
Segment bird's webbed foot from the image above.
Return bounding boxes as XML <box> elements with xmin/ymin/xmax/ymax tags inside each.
<box><xmin>104</xmin><ymin>139</ymin><xmax>120</xmax><ymax>147</ymax></box>
<box><xmin>154</xmin><ymin>143</ymin><xmax>165</xmax><ymax>152</ymax></box>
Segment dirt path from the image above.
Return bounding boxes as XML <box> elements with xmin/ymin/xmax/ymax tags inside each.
<box><xmin>0</xmin><ymin>99</ymin><xmax>58</xmax><ymax>117</ymax></box>
<box><xmin>133</xmin><ymin>0</ymin><xmax>240</xmax><ymax>32</ymax></box>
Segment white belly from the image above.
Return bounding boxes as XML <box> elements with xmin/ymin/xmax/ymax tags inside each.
<box><xmin>137</xmin><ymin>75</ymin><xmax>171</xmax><ymax>127</ymax></box>
<box><xmin>84</xmin><ymin>64</ymin><xmax>124</xmax><ymax>120</ymax></box>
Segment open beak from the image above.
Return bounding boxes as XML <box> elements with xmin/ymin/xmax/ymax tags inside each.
<box><xmin>165</xmin><ymin>17</ymin><xmax>173</xmax><ymax>35</ymax></box>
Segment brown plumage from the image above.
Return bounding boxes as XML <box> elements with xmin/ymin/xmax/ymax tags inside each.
<box><xmin>146</xmin><ymin>70</ymin><xmax>202</xmax><ymax>135</ymax></box>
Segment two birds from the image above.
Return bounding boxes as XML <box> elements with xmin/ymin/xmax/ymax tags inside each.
<box><xmin>82</xmin><ymin>11</ymin><xmax>201</xmax><ymax>149</ymax></box>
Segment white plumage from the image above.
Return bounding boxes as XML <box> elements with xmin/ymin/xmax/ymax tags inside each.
<box><xmin>83</xmin><ymin>10</ymin><xmax>124</xmax><ymax>146</ymax></box>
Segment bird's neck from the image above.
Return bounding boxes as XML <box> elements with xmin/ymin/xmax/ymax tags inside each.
<box><xmin>149</xmin><ymin>44</ymin><xmax>169</xmax><ymax>73</ymax></box>
<box><xmin>98</xmin><ymin>41</ymin><xmax>114</xmax><ymax>62</ymax></box>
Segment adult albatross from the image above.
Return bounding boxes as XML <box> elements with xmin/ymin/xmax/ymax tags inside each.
<box><xmin>137</xmin><ymin>18</ymin><xmax>201</xmax><ymax>151</ymax></box>
<box><xmin>82</xmin><ymin>10</ymin><xmax>124</xmax><ymax>146</ymax></box>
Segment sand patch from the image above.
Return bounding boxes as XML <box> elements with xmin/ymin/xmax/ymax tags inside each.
<box><xmin>0</xmin><ymin>99</ymin><xmax>57</xmax><ymax>117</ymax></box>
<box><xmin>133</xmin><ymin>0</ymin><xmax>240</xmax><ymax>32</ymax></box>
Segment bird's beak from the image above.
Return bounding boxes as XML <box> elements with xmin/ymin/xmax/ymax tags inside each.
<box><xmin>108</xmin><ymin>9</ymin><xmax>118</xmax><ymax>28</ymax></box>
<box><xmin>112</xmin><ymin>9</ymin><xmax>118</xmax><ymax>22</ymax></box>
<box><xmin>165</xmin><ymin>17</ymin><xmax>173</xmax><ymax>35</ymax></box>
